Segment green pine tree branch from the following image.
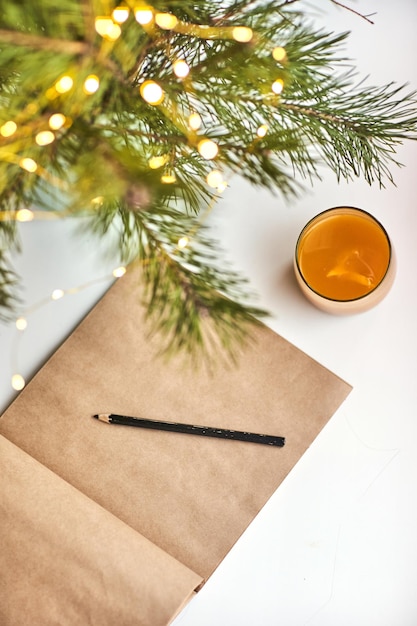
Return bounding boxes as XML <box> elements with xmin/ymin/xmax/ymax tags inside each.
<box><xmin>86</xmin><ymin>198</ymin><xmax>267</xmax><ymax>358</ymax></box>
<box><xmin>0</xmin><ymin>0</ymin><xmax>416</xmax><ymax>356</ymax></box>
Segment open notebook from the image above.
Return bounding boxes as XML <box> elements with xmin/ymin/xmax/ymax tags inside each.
<box><xmin>0</xmin><ymin>266</ymin><xmax>352</xmax><ymax>625</ymax></box>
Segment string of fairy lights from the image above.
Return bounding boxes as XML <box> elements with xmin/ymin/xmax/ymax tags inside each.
<box><xmin>1</xmin><ymin>4</ymin><xmax>288</xmax><ymax>392</ymax></box>
<box><xmin>9</xmin><ymin>266</ymin><xmax>127</xmax><ymax>393</ymax></box>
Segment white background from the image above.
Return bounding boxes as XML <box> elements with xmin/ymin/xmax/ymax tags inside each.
<box><xmin>1</xmin><ymin>1</ymin><xmax>417</xmax><ymax>624</ymax></box>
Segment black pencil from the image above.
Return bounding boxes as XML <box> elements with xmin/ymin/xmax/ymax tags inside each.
<box><xmin>93</xmin><ymin>413</ymin><xmax>285</xmax><ymax>447</ymax></box>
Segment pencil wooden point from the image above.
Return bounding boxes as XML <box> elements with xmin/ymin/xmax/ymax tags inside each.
<box><xmin>93</xmin><ymin>413</ymin><xmax>111</xmax><ymax>423</ymax></box>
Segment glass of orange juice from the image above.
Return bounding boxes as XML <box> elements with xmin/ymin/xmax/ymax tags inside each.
<box><xmin>294</xmin><ymin>206</ymin><xmax>396</xmax><ymax>314</ymax></box>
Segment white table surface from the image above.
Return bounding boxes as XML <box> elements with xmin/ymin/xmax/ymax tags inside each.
<box><xmin>1</xmin><ymin>2</ymin><xmax>416</xmax><ymax>624</ymax></box>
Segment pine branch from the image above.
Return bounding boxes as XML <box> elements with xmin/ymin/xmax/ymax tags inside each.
<box><xmin>0</xmin><ymin>243</ymin><xmax>19</xmax><ymax>321</ymax></box>
<box><xmin>0</xmin><ymin>0</ymin><xmax>416</xmax><ymax>355</ymax></box>
<box><xmin>0</xmin><ymin>29</ymin><xmax>91</xmax><ymax>55</ymax></box>
<box><xmin>329</xmin><ymin>0</ymin><xmax>376</xmax><ymax>24</ymax></box>
<box><xmin>86</xmin><ymin>199</ymin><xmax>267</xmax><ymax>358</ymax></box>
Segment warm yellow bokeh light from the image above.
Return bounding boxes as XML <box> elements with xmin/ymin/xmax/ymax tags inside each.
<box><xmin>15</xmin><ymin>317</ymin><xmax>28</xmax><ymax>331</ymax></box>
<box><xmin>55</xmin><ymin>75</ymin><xmax>73</xmax><ymax>94</ymax></box>
<box><xmin>272</xmin><ymin>78</ymin><xmax>284</xmax><ymax>95</ymax></box>
<box><xmin>188</xmin><ymin>113</ymin><xmax>202</xmax><ymax>131</ymax></box>
<box><xmin>232</xmin><ymin>26</ymin><xmax>253</xmax><ymax>43</ymax></box>
<box><xmin>51</xmin><ymin>289</ymin><xmax>65</xmax><ymax>300</ymax></box>
<box><xmin>35</xmin><ymin>130</ymin><xmax>55</xmax><ymax>146</ymax></box>
<box><xmin>83</xmin><ymin>75</ymin><xmax>100</xmax><ymax>94</ymax></box>
<box><xmin>95</xmin><ymin>17</ymin><xmax>120</xmax><ymax>39</ymax></box>
<box><xmin>173</xmin><ymin>59</ymin><xmax>190</xmax><ymax>78</ymax></box>
<box><xmin>19</xmin><ymin>158</ymin><xmax>38</xmax><ymax>173</ymax></box>
<box><xmin>1</xmin><ymin>121</ymin><xmax>17</xmax><ymax>137</ymax></box>
<box><xmin>134</xmin><ymin>8</ymin><xmax>153</xmax><ymax>25</ymax></box>
<box><xmin>206</xmin><ymin>169</ymin><xmax>223</xmax><ymax>188</ymax></box>
<box><xmin>140</xmin><ymin>80</ymin><xmax>164</xmax><ymax>105</ymax></box>
<box><xmin>161</xmin><ymin>173</ymin><xmax>176</xmax><ymax>184</ymax></box>
<box><xmin>48</xmin><ymin>113</ymin><xmax>66</xmax><ymax>130</ymax></box>
<box><xmin>11</xmin><ymin>374</ymin><xmax>25</xmax><ymax>391</ymax></box>
<box><xmin>16</xmin><ymin>209</ymin><xmax>34</xmax><ymax>222</ymax></box>
<box><xmin>256</xmin><ymin>124</ymin><xmax>268</xmax><ymax>138</ymax></box>
<box><xmin>112</xmin><ymin>266</ymin><xmax>127</xmax><ymax>278</ymax></box>
<box><xmin>95</xmin><ymin>17</ymin><xmax>113</xmax><ymax>35</ymax></box>
<box><xmin>107</xmin><ymin>22</ymin><xmax>121</xmax><ymax>40</ymax></box>
<box><xmin>112</xmin><ymin>6</ymin><xmax>130</xmax><ymax>23</ymax></box>
<box><xmin>272</xmin><ymin>46</ymin><xmax>287</xmax><ymax>62</ymax></box>
<box><xmin>149</xmin><ymin>155</ymin><xmax>168</xmax><ymax>169</ymax></box>
<box><xmin>177</xmin><ymin>236</ymin><xmax>189</xmax><ymax>249</ymax></box>
<box><xmin>45</xmin><ymin>87</ymin><xmax>58</xmax><ymax>100</ymax></box>
<box><xmin>155</xmin><ymin>12</ymin><xmax>178</xmax><ymax>29</ymax></box>
<box><xmin>91</xmin><ymin>195</ymin><xmax>104</xmax><ymax>206</ymax></box>
<box><xmin>197</xmin><ymin>139</ymin><xmax>219</xmax><ymax>160</ymax></box>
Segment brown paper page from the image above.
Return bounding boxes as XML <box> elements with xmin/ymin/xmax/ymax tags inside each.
<box><xmin>0</xmin><ymin>435</ymin><xmax>202</xmax><ymax>626</ymax></box>
<box><xmin>0</xmin><ymin>267</ymin><xmax>351</xmax><ymax>585</ymax></box>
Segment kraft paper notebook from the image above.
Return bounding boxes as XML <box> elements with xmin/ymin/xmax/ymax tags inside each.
<box><xmin>0</xmin><ymin>266</ymin><xmax>352</xmax><ymax>625</ymax></box>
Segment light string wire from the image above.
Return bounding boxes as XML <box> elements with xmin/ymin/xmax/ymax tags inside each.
<box><xmin>8</xmin><ymin>267</ymin><xmax>128</xmax><ymax>392</ymax></box>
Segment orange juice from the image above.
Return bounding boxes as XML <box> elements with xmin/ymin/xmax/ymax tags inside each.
<box><xmin>295</xmin><ymin>207</ymin><xmax>392</xmax><ymax>303</ymax></box>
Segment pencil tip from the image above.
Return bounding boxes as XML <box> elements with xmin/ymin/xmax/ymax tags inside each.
<box><xmin>93</xmin><ymin>413</ymin><xmax>111</xmax><ymax>423</ymax></box>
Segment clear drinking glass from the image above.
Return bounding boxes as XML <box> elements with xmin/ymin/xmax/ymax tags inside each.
<box><xmin>294</xmin><ymin>206</ymin><xmax>396</xmax><ymax>314</ymax></box>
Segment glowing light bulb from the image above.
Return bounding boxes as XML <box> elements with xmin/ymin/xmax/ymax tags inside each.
<box><xmin>108</xmin><ymin>22</ymin><xmax>121</xmax><ymax>40</ymax></box>
<box><xmin>51</xmin><ymin>289</ymin><xmax>64</xmax><ymax>300</ymax></box>
<box><xmin>94</xmin><ymin>17</ymin><xmax>114</xmax><ymax>37</ymax></box>
<box><xmin>45</xmin><ymin>87</ymin><xmax>57</xmax><ymax>100</ymax></box>
<box><xmin>134</xmin><ymin>8</ymin><xmax>153</xmax><ymax>25</ymax></box>
<box><xmin>161</xmin><ymin>173</ymin><xmax>176</xmax><ymax>184</ymax></box>
<box><xmin>94</xmin><ymin>17</ymin><xmax>121</xmax><ymax>39</ymax></box>
<box><xmin>148</xmin><ymin>155</ymin><xmax>168</xmax><ymax>169</ymax></box>
<box><xmin>173</xmin><ymin>59</ymin><xmax>190</xmax><ymax>78</ymax></box>
<box><xmin>35</xmin><ymin>130</ymin><xmax>55</xmax><ymax>146</ymax></box>
<box><xmin>112</xmin><ymin>6</ymin><xmax>130</xmax><ymax>23</ymax></box>
<box><xmin>188</xmin><ymin>113</ymin><xmax>202</xmax><ymax>131</ymax></box>
<box><xmin>0</xmin><ymin>121</ymin><xmax>17</xmax><ymax>137</ymax></box>
<box><xmin>232</xmin><ymin>27</ymin><xmax>253</xmax><ymax>43</ymax></box>
<box><xmin>272</xmin><ymin>79</ymin><xmax>284</xmax><ymax>95</ymax></box>
<box><xmin>155</xmin><ymin>12</ymin><xmax>178</xmax><ymax>29</ymax></box>
<box><xmin>112</xmin><ymin>266</ymin><xmax>127</xmax><ymax>278</ymax></box>
<box><xmin>177</xmin><ymin>236</ymin><xmax>189</xmax><ymax>249</ymax></box>
<box><xmin>256</xmin><ymin>124</ymin><xmax>268</xmax><ymax>137</ymax></box>
<box><xmin>15</xmin><ymin>317</ymin><xmax>27</xmax><ymax>331</ymax></box>
<box><xmin>11</xmin><ymin>374</ymin><xmax>25</xmax><ymax>391</ymax></box>
<box><xmin>83</xmin><ymin>75</ymin><xmax>100</xmax><ymax>94</ymax></box>
<box><xmin>16</xmin><ymin>208</ymin><xmax>34</xmax><ymax>222</ymax></box>
<box><xmin>55</xmin><ymin>75</ymin><xmax>73</xmax><ymax>94</ymax></box>
<box><xmin>206</xmin><ymin>169</ymin><xmax>223</xmax><ymax>188</ymax></box>
<box><xmin>91</xmin><ymin>196</ymin><xmax>104</xmax><ymax>206</ymax></box>
<box><xmin>48</xmin><ymin>113</ymin><xmax>66</xmax><ymax>130</ymax></box>
<box><xmin>140</xmin><ymin>80</ymin><xmax>164</xmax><ymax>105</ymax></box>
<box><xmin>197</xmin><ymin>139</ymin><xmax>219</xmax><ymax>160</ymax></box>
<box><xmin>272</xmin><ymin>46</ymin><xmax>287</xmax><ymax>62</ymax></box>
<box><xmin>19</xmin><ymin>158</ymin><xmax>38</xmax><ymax>173</ymax></box>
